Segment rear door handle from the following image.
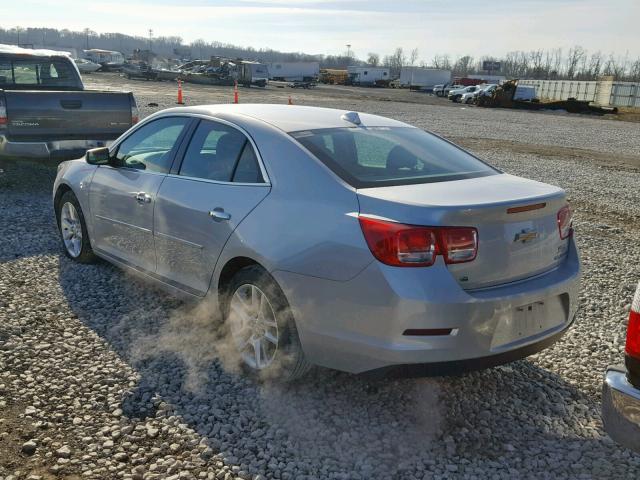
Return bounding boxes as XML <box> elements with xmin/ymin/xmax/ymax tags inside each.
<box><xmin>209</xmin><ymin>207</ymin><xmax>231</xmax><ymax>221</ymax></box>
<box><xmin>133</xmin><ymin>192</ymin><xmax>152</xmax><ymax>204</ymax></box>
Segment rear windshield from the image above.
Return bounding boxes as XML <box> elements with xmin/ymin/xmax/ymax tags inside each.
<box><xmin>290</xmin><ymin>126</ymin><xmax>498</xmax><ymax>188</ymax></box>
<box><xmin>0</xmin><ymin>56</ymin><xmax>81</xmax><ymax>89</ymax></box>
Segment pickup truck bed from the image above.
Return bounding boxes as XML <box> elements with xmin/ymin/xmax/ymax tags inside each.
<box><xmin>0</xmin><ymin>47</ymin><xmax>137</xmax><ymax>159</ymax></box>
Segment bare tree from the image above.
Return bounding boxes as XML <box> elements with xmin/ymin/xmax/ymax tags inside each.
<box><xmin>409</xmin><ymin>48</ymin><xmax>419</xmax><ymax>66</ymax></box>
<box><xmin>431</xmin><ymin>54</ymin><xmax>451</xmax><ymax>70</ymax></box>
<box><xmin>453</xmin><ymin>55</ymin><xmax>474</xmax><ymax>76</ymax></box>
<box><xmin>565</xmin><ymin>45</ymin><xmax>586</xmax><ymax>79</ymax></box>
<box><xmin>367</xmin><ymin>52</ymin><xmax>380</xmax><ymax>66</ymax></box>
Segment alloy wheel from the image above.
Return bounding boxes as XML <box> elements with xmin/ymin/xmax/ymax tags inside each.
<box><xmin>228</xmin><ymin>284</ymin><xmax>279</xmax><ymax>369</ymax></box>
<box><xmin>60</xmin><ymin>202</ymin><xmax>82</xmax><ymax>258</ymax></box>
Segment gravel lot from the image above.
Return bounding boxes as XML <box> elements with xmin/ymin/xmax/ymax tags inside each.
<box><xmin>1</xmin><ymin>74</ymin><xmax>640</xmax><ymax>479</ymax></box>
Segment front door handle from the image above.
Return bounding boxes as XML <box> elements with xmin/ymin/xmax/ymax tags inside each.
<box><xmin>209</xmin><ymin>207</ymin><xmax>231</xmax><ymax>221</ymax></box>
<box><xmin>133</xmin><ymin>192</ymin><xmax>152</xmax><ymax>204</ymax></box>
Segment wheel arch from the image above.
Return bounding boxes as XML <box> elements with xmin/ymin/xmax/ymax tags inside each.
<box><xmin>217</xmin><ymin>256</ymin><xmax>267</xmax><ymax>296</ymax></box>
<box><xmin>53</xmin><ymin>183</ymin><xmax>73</xmax><ymax>223</ymax></box>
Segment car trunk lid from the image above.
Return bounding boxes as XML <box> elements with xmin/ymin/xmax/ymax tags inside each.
<box><xmin>357</xmin><ymin>173</ymin><xmax>570</xmax><ymax>290</ymax></box>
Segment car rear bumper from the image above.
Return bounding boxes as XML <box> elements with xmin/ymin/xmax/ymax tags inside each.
<box><xmin>274</xmin><ymin>237</ymin><xmax>580</xmax><ymax>374</ymax></box>
<box><xmin>602</xmin><ymin>366</ymin><xmax>640</xmax><ymax>453</ymax></box>
<box><xmin>0</xmin><ymin>135</ymin><xmax>110</xmax><ymax>159</ymax></box>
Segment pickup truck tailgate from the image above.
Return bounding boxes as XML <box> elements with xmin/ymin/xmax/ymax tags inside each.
<box><xmin>3</xmin><ymin>90</ymin><xmax>134</xmax><ymax>142</ymax></box>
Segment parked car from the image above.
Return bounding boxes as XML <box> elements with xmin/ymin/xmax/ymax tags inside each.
<box><xmin>433</xmin><ymin>83</ymin><xmax>464</xmax><ymax>97</ymax></box>
<box><xmin>0</xmin><ymin>45</ymin><xmax>138</xmax><ymax>160</ymax></box>
<box><xmin>460</xmin><ymin>84</ymin><xmax>497</xmax><ymax>104</ymax></box>
<box><xmin>53</xmin><ymin>104</ymin><xmax>581</xmax><ymax>381</ymax></box>
<box><xmin>74</xmin><ymin>58</ymin><xmax>101</xmax><ymax>74</ymax></box>
<box><xmin>602</xmin><ymin>281</ymin><xmax>640</xmax><ymax>452</ymax></box>
<box><xmin>448</xmin><ymin>85</ymin><xmax>483</xmax><ymax>102</ymax></box>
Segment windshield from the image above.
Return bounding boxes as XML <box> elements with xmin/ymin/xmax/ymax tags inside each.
<box><xmin>291</xmin><ymin>126</ymin><xmax>498</xmax><ymax>188</ymax></box>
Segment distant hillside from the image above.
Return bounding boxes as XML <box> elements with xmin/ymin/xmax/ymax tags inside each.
<box><xmin>0</xmin><ymin>26</ymin><xmax>360</xmax><ymax>68</ymax></box>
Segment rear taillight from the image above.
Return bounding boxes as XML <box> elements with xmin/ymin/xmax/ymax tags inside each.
<box><xmin>358</xmin><ymin>216</ymin><xmax>477</xmax><ymax>267</ymax></box>
<box><xmin>625</xmin><ymin>282</ymin><xmax>640</xmax><ymax>360</ymax></box>
<box><xmin>557</xmin><ymin>205</ymin><xmax>573</xmax><ymax>240</ymax></box>
<box><xmin>131</xmin><ymin>100</ymin><xmax>139</xmax><ymax>125</ymax></box>
<box><xmin>0</xmin><ymin>99</ymin><xmax>7</xmax><ymax>127</ymax></box>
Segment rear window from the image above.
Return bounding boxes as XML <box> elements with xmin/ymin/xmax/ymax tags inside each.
<box><xmin>290</xmin><ymin>127</ymin><xmax>498</xmax><ymax>188</ymax></box>
<box><xmin>0</xmin><ymin>56</ymin><xmax>80</xmax><ymax>89</ymax></box>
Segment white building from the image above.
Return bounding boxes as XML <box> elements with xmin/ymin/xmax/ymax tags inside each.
<box><xmin>347</xmin><ymin>66</ymin><xmax>390</xmax><ymax>86</ymax></box>
<box><xmin>268</xmin><ymin>62</ymin><xmax>319</xmax><ymax>82</ymax></box>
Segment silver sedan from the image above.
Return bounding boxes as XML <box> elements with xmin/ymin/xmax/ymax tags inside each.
<box><xmin>53</xmin><ymin>104</ymin><xmax>581</xmax><ymax>380</ymax></box>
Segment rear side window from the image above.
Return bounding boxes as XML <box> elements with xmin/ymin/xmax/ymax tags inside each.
<box><xmin>114</xmin><ymin>117</ymin><xmax>189</xmax><ymax>173</ymax></box>
<box><xmin>291</xmin><ymin>127</ymin><xmax>498</xmax><ymax>188</ymax></box>
<box><xmin>180</xmin><ymin>120</ymin><xmax>263</xmax><ymax>183</ymax></box>
<box><xmin>0</xmin><ymin>56</ymin><xmax>80</xmax><ymax>88</ymax></box>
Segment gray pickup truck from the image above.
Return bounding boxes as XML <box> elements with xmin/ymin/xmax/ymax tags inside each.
<box><xmin>0</xmin><ymin>47</ymin><xmax>138</xmax><ymax>159</ymax></box>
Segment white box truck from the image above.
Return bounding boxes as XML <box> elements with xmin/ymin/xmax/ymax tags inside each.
<box><xmin>268</xmin><ymin>62</ymin><xmax>320</xmax><ymax>82</ymax></box>
<box><xmin>399</xmin><ymin>67</ymin><xmax>451</xmax><ymax>90</ymax></box>
<box><xmin>347</xmin><ymin>66</ymin><xmax>390</xmax><ymax>86</ymax></box>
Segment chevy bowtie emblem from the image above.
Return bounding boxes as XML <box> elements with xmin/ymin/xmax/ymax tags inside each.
<box><xmin>514</xmin><ymin>229</ymin><xmax>539</xmax><ymax>243</ymax></box>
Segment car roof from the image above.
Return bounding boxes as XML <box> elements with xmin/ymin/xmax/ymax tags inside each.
<box><xmin>153</xmin><ymin>104</ymin><xmax>413</xmax><ymax>133</ymax></box>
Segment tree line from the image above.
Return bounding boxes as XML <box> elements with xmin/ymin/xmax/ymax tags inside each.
<box><xmin>2</xmin><ymin>27</ymin><xmax>639</xmax><ymax>81</ymax></box>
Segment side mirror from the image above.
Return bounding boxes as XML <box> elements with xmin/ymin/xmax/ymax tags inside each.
<box><xmin>85</xmin><ymin>147</ymin><xmax>112</xmax><ymax>166</ymax></box>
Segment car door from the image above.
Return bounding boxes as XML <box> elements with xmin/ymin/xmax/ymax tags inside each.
<box><xmin>153</xmin><ymin>119</ymin><xmax>270</xmax><ymax>295</ymax></box>
<box><xmin>89</xmin><ymin>116</ymin><xmax>192</xmax><ymax>272</ymax></box>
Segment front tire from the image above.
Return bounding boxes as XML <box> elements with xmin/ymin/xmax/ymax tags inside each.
<box><xmin>223</xmin><ymin>265</ymin><xmax>311</xmax><ymax>381</ymax></box>
<box><xmin>56</xmin><ymin>191</ymin><xmax>97</xmax><ymax>264</ymax></box>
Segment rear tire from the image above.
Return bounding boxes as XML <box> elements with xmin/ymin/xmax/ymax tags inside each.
<box><xmin>56</xmin><ymin>191</ymin><xmax>97</xmax><ymax>264</ymax></box>
<box><xmin>222</xmin><ymin>265</ymin><xmax>312</xmax><ymax>382</ymax></box>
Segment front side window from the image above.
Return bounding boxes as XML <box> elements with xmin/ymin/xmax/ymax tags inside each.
<box><xmin>179</xmin><ymin>120</ymin><xmax>263</xmax><ymax>183</ymax></box>
<box><xmin>291</xmin><ymin>127</ymin><xmax>498</xmax><ymax>188</ymax></box>
<box><xmin>114</xmin><ymin>117</ymin><xmax>189</xmax><ymax>173</ymax></box>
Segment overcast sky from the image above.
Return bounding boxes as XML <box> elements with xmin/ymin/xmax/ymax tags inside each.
<box><xmin>3</xmin><ymin>0</ymin><xmax>639</xmax><ymax>61</ymax></box>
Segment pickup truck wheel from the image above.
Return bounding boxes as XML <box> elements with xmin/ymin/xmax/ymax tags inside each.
<box><xmin>223</xmin><ymin>265</ymin><xmax>312</xmax><ymax>382</ymax></box>
<box><xmin>57</xmin><ymin>191</ymin><xmax>97</xmax><ymax>264</ymax></box>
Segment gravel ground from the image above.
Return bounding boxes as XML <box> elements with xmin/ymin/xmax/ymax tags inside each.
<box><xmin>2</xmin><ymin>75</ymin><xmax>640</xmax><ymax>479</ymax></box>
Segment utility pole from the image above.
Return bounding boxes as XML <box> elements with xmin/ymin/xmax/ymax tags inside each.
<box><xmin>16</xmin><ymin>26</ymin><xmax>23</xmax><ymax>46</ymax></box>
<box><xmin>84</xmin><ymin>28</ymin><xmax>91</xmax><ymax>50</ymax></box>
<box><xmin>346</xmin><ymin>44</ymin><xmax>352</xmax><ymax>60</ymax></box>
<box><xmin>148</xmin><ymin>29</ymin><xmax>153</xmax><ymax>52</ymax></box>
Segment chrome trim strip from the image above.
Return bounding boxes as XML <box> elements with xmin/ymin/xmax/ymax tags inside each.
<box><xmin>155</xmin><ymin>231</ymin><xmax>203</xmax><ymax>249</ymax></box>
<box><xmin>165</xmin><ymin>173</ymin><xmax>271</xmax><ymax>187</ymax></box>
<box><xmin>94</xmin><ymin>214</ymin><xmax>152</xmax><ymax>233</ymax></box>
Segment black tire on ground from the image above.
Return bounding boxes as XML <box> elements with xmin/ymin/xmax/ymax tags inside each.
<box><xmin>222</xmin><ymin>265</ymin><xmax>312</xmax><ymax>382</ymax></box>
<box><xmin>56</xmin><ymin>191</ymin><xmax>97</xmax><ymax>264</ymax></box>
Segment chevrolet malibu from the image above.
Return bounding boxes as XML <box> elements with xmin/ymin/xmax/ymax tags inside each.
<box><xmin>53</xmin><ymin>104</ymin><xmax>581</xmax><ymax>380</ymax></box>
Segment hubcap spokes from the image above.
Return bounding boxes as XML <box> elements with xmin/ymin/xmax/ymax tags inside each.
<box><xmin>60</xmin><ymin>202</ymin><xmax>82</xmax><ymax>257</ymax></box>
<box><xmin>229</xmin><ymin>284</ymin><xmax>279</xmax><ymax>370</ymax></box>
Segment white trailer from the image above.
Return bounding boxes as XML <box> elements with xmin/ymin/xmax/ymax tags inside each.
<box><xmin>347</xmin><ymin>66</ymin><xmax>390</xmax><ymax>86</ymax></box>
<box><xmin>268</xmin><ymin>62</ymin><xmax>319</xmax><ymax>81</ymax></box>
<box><xmin>399</xmin><ymin>67</ymin><xmax>451</xmax><ymax>89</ymax></box>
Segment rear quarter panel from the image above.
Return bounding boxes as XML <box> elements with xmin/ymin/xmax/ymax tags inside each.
<box><xmin>212</xmin><ymin>114</ymin><xmax>373</xmax><ymax>286</ymax></box>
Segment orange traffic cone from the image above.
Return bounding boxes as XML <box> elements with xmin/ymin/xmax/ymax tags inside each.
<box><xmin>288</xmin><ymin>95</ymin><xmax>293</xmax><ymax>105</ymax></box>
<box><xmin>176</xmin><ymin>79</ymin><xmax>184</xmax><ymax>105</ymax></box>
<box><xmin>234</xmin><ymin>81</ymin><xmax>239</xmax><ymax>104</ymax></box>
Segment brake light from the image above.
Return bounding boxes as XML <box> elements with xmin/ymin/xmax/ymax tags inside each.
<box><xmin>557</xmin><ymin>205</ymin><xmax>573</xmax><ymax>240</ymax></box>
<box><xmin>131</xmin><ymin>101</ymin><xmax>139</xmax><ymax>125</ymax></box>
<box><xmin>0</xmin><ymin>100</ymin><xmax>7</xmax><ymax>127</ymax></box>
<box><xmin>358</xmin><ymin>216</ymin><xmax>477</xmax><ymax>267</ymax></box>
<box><xmin>625</xmin><ymin>282</ymin><xmax>640</xmax><ymax>360</ymax></box>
